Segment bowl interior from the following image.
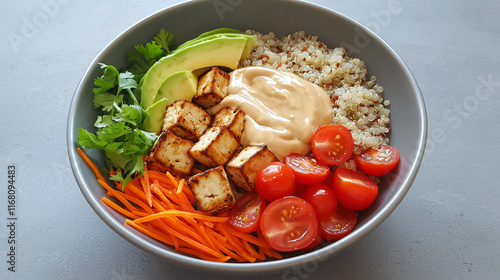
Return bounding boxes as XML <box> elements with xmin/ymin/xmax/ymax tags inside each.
<box><xmin>67</xmin><ymin>0</ymin><xmax>426</xmax><ymax>274</ymax></box>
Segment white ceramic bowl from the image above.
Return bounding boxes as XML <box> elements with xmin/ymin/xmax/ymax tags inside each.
<box><xmin>67</xmin><ymin>0</ymin><xmax>426</xmax><ymax>274</ymax></box>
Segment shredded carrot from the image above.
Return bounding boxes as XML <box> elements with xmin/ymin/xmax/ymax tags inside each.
<box><xmin>176</xmin><ymin>179</ymin><xmax>196</xmax><ymax>212</ymax></box>
<box><xmin>77</xmin><ymin>148</ymin><xmax>106</xmax><ymax>182</ymax></box>
<box><xmin>134</xmin><ymin>210</ymin><xmax>229</xmax><ymax>224</ymax></box>
<box><xmin>78</xmin><ymin>149</ymin><xmax>282</xmax><ymax>262</ymax></box>
<box><xmin>140</xmin><ymin>164</ymin><xmax>153</xmax><ymax>207</ymax></box>
<box><xmin>102</xmin><ymin>197</ymin><xmax>139</xmax><ymax>219</ymax></box>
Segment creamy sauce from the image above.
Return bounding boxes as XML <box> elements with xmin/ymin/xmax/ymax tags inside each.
<box><xmin>208</xmin><ymin>66</ymin><xmax>333</xmax><ymax>161</ymax></box>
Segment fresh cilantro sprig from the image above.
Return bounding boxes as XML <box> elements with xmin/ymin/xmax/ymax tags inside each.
<box><xmin>78</xmin><ymin>28</ymin><xmax>175</xmax><ymax>190</ymax></box>
<box><xmin>78</xmin><ymin>64</ymin><xmax>157</xmax><ymax>189</ymax></box>
<box><xmin>127</xmin><ymin>28</ymin><xmax>175</xmax><ymax>79</ymax></box>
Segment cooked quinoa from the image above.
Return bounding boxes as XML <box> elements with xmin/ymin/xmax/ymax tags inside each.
<box><xmin>240</xmin><ymin>30</ymin><xmax>391</xmax><ymax>154</ymax></box>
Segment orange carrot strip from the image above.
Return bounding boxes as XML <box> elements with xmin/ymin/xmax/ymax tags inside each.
<box><xmin>77</xmin><ymin>147</ymin><xmax>106</xmax><ymax>182</ymax></box>
<box><xmin>147</xmin><ymin>172</ymin><xmax>179</xmax><ymax>191</ymax></box>
<box><xmin>176</xmin><ymin>178</ymin><xmax>184</xmax><ymax>194</ymax></box>
<box><xmin>102</xmin><ymin>197</ymin><xmax>139</xmax><ymax>219</ymax></box>
<box><xmin>226</xmin><ymin>242</ymin><xmax>256</xmax><ymax>263</ymax></box>
<box><xmin>125</xmin><ymin>220</ymin><xmax>174</xmax><ymax>246</ymax></box>
<box><xmin>140</xmin><ymin>164</ymin><xmax>153</xmax><ymax>207</ymax></box>
<box><xmin>151</xmin><ymin>181</ymin><xmax>179</xmax><ymax>210</ymax></box>
<box><xmin>130</xmin><ymin>210</ymin><xmax>149</xmax><ymax>217</ymax></box>
<box><xmin>98</xmin><ymin>179</ymin><xmax>138</xmax><ymax>212</ymax></box>
<box><xmin>219</xmin><ymin>223</ymin><xmax>272</xmax><ymax>248</ymax></box>
<box><xmin>134</xmin><ymin>210</ymin><xmax>230</xmax><ymax>224</ymax></box>
<box><xmin>168</xmin><ymin>227</ymin><xmax>224</xmax><ymax>258</ymax></box>
<box><xmin>197</xmin><ymin>223</ymin><xmax>216</xmax><ymax>251</ymax></box>
<box><xmin>176</xmin><ymin>179</ymin><xmax>195</xmax><ymax>212</ymax></box>
<box><xmin>203</xmin><ymin>221</ymin><xmax>215</xmax><ymax>228</ymax></box>
<box><xmin>120</xmin><ymin>190</ymin><xmax>156</xmax><ymax>215</ymax></box>
<box><xmin>242</xmin><ymin>239</ymin><xmax>261</xmax><ymax>260</ymax></box>
<box><xmin>165</xmin><ymin>172</ymin><xmax>179</xmax><ymax>188</ymax></box>
<box><xmin>132</xmin><ymin>185</ymin><xmax>211</xmax><ymax>248</ymax></box>
<box><xmin>217</xmin><ymin>224</ymin><xmax>256</xmax><ymax>262</ymax></box>
<box><xmin>204</xmin><ymin>228</ymin><xmax>245</xmax><ymax>262</ymax></box>
<box><xmin>146</xmin><ymin>220</ymin><xmax>180</xmax><ymax>249</ymax></box>
<box><xmin>176</xmin><ymin>247</ymin><xmax>231</xmax><ymax>262</ymax></box>
<box><xmin>262</xmin><ymin>247</ymin><xmax>283</xmax><ymax>259</ymax></box>
<box><xmin>258</xmin><ymin>246</ymin><xmax>266</xmax><ymax>260</ymax></box>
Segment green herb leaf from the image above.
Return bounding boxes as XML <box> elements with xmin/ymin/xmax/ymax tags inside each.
<box><xmin>78</xmin><ymin>28</ymin><xmax>170</xmax><ymax>190</ymax></box>
<box><xmin>93</xmin><ymin>64</ymin><xmax>119</xmax><ymax>94</ymax></box>
<box><xmin>94</xmin><ymin>115</ymin><xmax>113</xmax><ymax>128</ymax></box>
<box><xmin>113</xmin><ymin>104</ymin><xmax>146</xmax><ymax>126</ymax></box>
<box><xmin>118</xmin><ymin>71</ymin><xmax>138</xmax><ymax>92</ymax></box>
<box><xmin>93</xmin><ymin>92</ymin><xmax>123</xmax><ymax>112</ymax></box>
<box><xmin>78</xmin><ymin>128</ymin><xmax>105</xmax><ymax>149</ymax></box>
<box><xmin>154</xmin><ymin>28</ymin><xmax>175</xmax><ymax>52</ymax></box>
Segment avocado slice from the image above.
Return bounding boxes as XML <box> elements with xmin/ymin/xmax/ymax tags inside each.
<box><xmin>153</xmin><ymin>70</ymin><xmax>198</xmax><ymax>105</ymax></box>
<box><xmin>196</xmin><ymin>27</ymin><xmax>241</xmax><ymax>38</ymax></box>
<box><xmin>176</xmin><ymin>28</ymin><xmax>241</xmax><ymax>49</ymax></box>
<box><xmin>175</xmin><ymin>33</ymin><xmax>255</xmax><ymax>54</ymax></box>
<box><xmin>140</xmin><ymin>98</ymin><xmax>169</xmax><ymax>133</ymax></box>
<box><xmin>140</xmin><ymin>35</ymin><xmax>255</xmax><ymax>109</ymax></box>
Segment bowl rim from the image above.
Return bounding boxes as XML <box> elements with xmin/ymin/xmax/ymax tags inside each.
<box><xmin>67</xmin><ymin>0</ymin><xmax>427</xmax><ymax>274</ymax></box>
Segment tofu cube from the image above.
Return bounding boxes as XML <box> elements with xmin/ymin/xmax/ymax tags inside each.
<box><xmin>188</xmin><ymin>126</ymin><xmax>239</xmax><ymax>168</ymax></box>
<box><xmin>226</xmin><ymin>145</ymin><xmax>279</xmax><ymax>192</ymax></box>
<box><xmin>192</xmin><ymin>67</ymin><xmax>230</xmax><ymax>109</ymax></box>
<box><xmin>187</xmin><ymin>166</ymin><xmax>236</xmax><ymax>214</ymax></box>
<box><xmin>145</xmin><ymin>130</ymin><xmax>195</xmax><ymax>175</ymax></box>
<box><xmin>211</xmin><ymin>108</ymin><xmax>246</xmax><ymax>141</ymax></box>
<box><xmin>162</xmin><ymin>100</ymin><xmax>211</xmax><ymax>141</ymax></box>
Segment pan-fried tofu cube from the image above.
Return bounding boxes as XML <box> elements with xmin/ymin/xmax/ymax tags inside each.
<box><xmin>162</xmin><ymin>100</ymin><xmax>211</xmax><ymax>141</ymax></box>
<box><xmin>187</xmin><ymin>166</ymin><xmax>236</xmax><ymax>214</ymax></box>
<box><xmin>188</xmin><ymin>126</ymin><xmax>239</xmax><ymax>168</ymax></box>
<box><xmin>226</xmin><ymin>145</ymin><xmax>279</xmax><ymax>192</ymax></box>
<box><xmin>145</xmin><ymin>130</ymin><xmax>195</xmax><ymax>175</ymax></box>
<box><xmin>192</xmin><ymin>67</ymin><xmax>230</xmax><ymax>109</ymax></box>
<box><xmin>211</xmin><ymin>108</ymin><xmax>246</xmax><ymax>141</ymax></box>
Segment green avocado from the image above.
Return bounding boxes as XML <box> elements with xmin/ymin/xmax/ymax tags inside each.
<box><xmin>140</xmin><ymin>98</ymin><xmax>169</xmax><ymax>133</ymax></box>
<box><xmin>153</xmin><ymin>70</ymin><xmax>198</xmax><ymax>105</ymax></box>
<box><xmin>176</xmin><ymin>28</ymin><xmax>241</xmax><ymax>49</ymax></box>
<box><xmin>140</xmin><ymin>34</ymin><xmax>255</xmax><ymax>110</ymax></box>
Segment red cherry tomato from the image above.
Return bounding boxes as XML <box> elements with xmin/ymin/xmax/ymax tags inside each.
<box><xmin>228</xmin><ymin>192</ymin><xmax>267</xmax><ymax>233</ymax></box>
<box><xmin>332</xmin><ymin>167</ymin><xmax>378</xmax><ymax>211</ymax></box>
<box><xmin>302</xmin><ymin>229</ymin><xmax>323</xmax><ymax>251</ymax></box>
<box><xmin>260</xmin><ymin>196</ymin><xmax>318</xmax><ymax>252</ymax></box>
<box><xmin>354</xmin><ymin>145</ymin><xmax>400</xmax><ymax>176</ymax></box>
<box><xmin>303</xmin><ymin>184</ymin><xmax>338</xmax><ymax>220</ymax></box>
<box><xmin>320</xmin><ymin>204</ymin><xmax>357</xmax><ymax>241</ymax></box>
<box><xmin>292</xmin><ymin>181</ymin><xmax>309</xmax><ymax>198</ymax></box>
<box><xmin>320</xmin><ymin>169</ymin><xmax>336</xmax><ymax>189</ymax></box>
<box><xmin>255</xmin><ymin>162</ymin><xmax>295</xmax><ymax>201</ymax></box>
<box><xmin>311</xmin><ymin>124</ymin><xmax>354</xmax><ymax>166</ymax></box>
<box><xmin>285</xmin><ymin>153</ymin><xmax>330</xmax><ymax>185</ymax></box>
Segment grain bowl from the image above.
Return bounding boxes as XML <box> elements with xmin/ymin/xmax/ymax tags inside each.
<box><xmin>67</xmin><ymin>0</ymin><xmax>426</xmax><ymax>274</ymax></box>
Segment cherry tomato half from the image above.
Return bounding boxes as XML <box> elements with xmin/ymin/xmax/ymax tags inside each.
<box><xmin>302</xmin><ymin>229</ymin><xmax>323</xmax><ymax>251</ymax></box>
<box><xmin>320</xmin><ymin>204</ymin><xmax>357</xmax><ymax>241</ymax></box>
<box><xmin>311</xmin><ymin>124</ymin><xmax>354</xmax><ymax>166</ymax></box>
<box><xmin>285</xmin><ymin>153</ymin><xmax>330</xmax><ymax>185</ymax></box>
<box><xmin>332</xmin><ymin>167</ymin><xmax>378</xmax><ymax>211</ymax></box>
<box><xmin>260</xmin><ymin>196</ymin><xmax>318</xmax><ymax>252</ymax></box>
<box><xmin>354</xmin><ymin>145</ymin><xmax>400</xmax><ymax>176</ymax></box>
<box><xmin>303</xmin><ymin>184</ymin><xmax>338</xmax><ymax>220</ymax></box>
<box><xmin>255</xmin><ymin>162</ymin><xmax>295</xmax><ymax>201</ymax></box>
<box><xmin>228</xmin><ymin>192</ymin><xmax>267</xmax><ymax>233</ymax></box>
